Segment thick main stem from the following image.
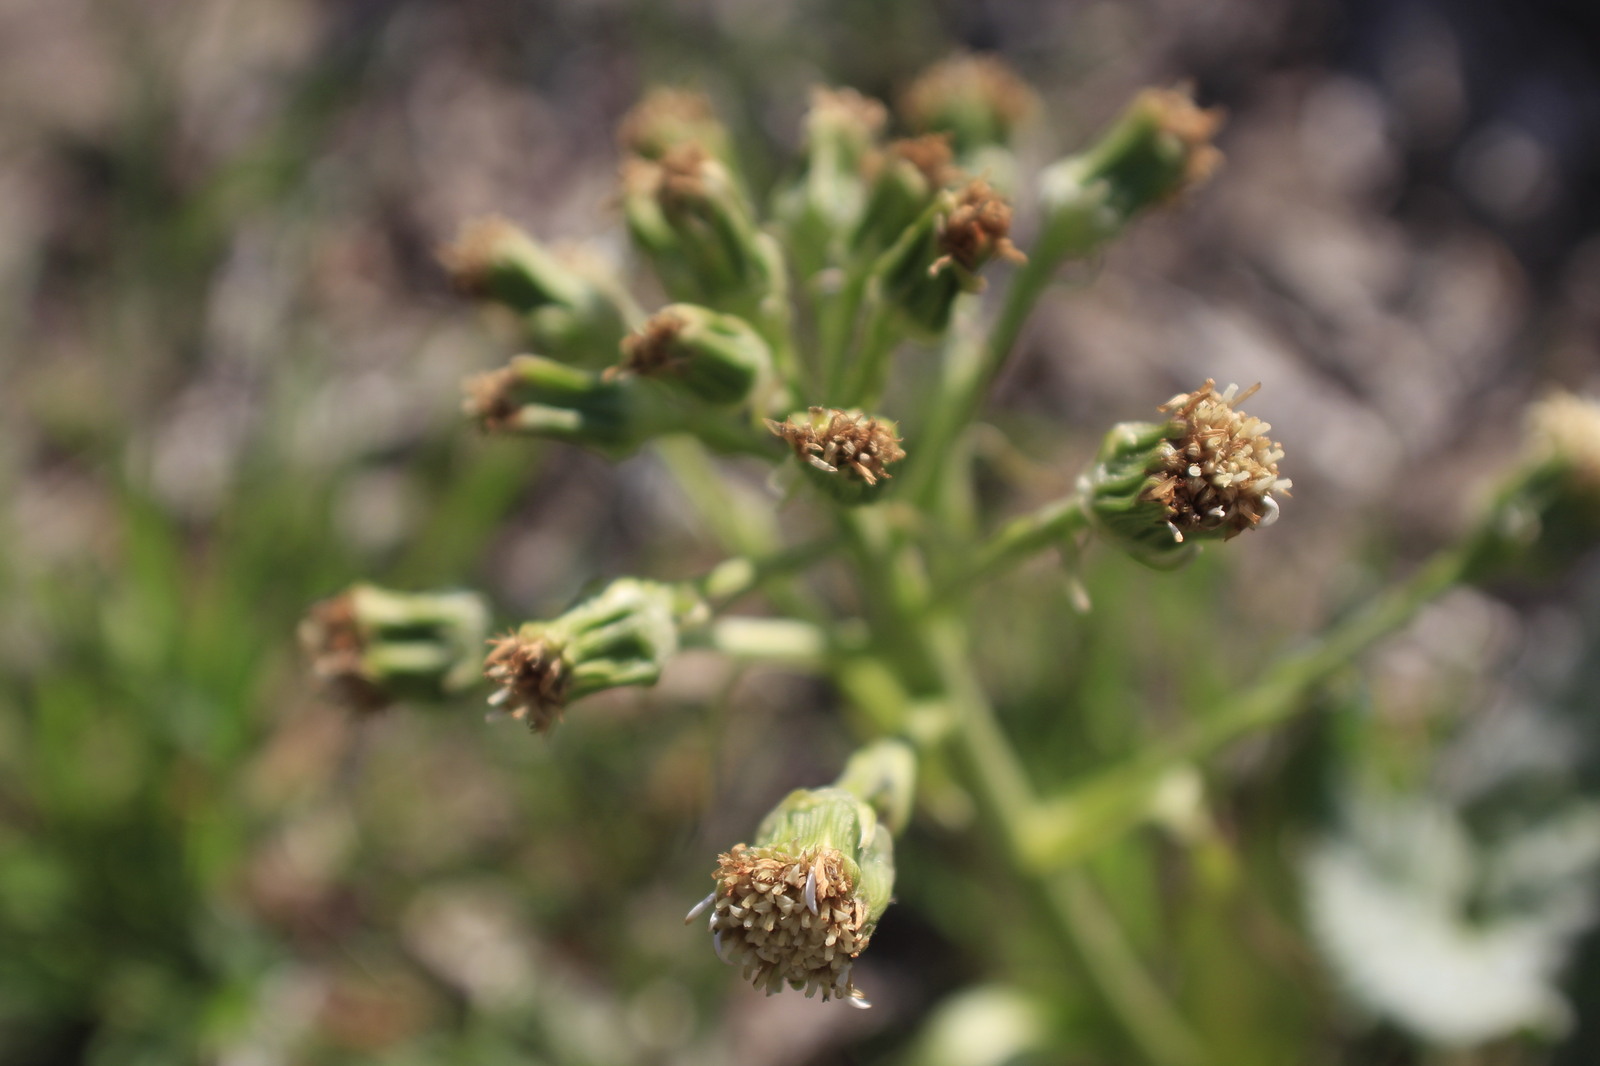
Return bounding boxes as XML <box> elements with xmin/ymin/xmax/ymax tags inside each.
<box><xmin>841</xmin><ymin>512</ymin><xmax>1206</xmax><ymax>1066</ymax></box>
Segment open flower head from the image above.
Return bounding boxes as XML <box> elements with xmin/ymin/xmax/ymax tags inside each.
<box><xmin>687</xmin><ymin>786</ymin><xmax>895</xmax><ymax>1005</ymax></box>
<box><xmin>1147</xmin><ymin>380</ymin><xmax>1291</xmax><ymax>539</ymax></box>
<box><xmin>1086</xmin><ymin>380</ymin><xmax>1289</xmax><ymax>567</ymax></box>
<box><xmin>767</xmin><ymin>407</ymin><xmax>905</xmax><ymax>503</ymax></box>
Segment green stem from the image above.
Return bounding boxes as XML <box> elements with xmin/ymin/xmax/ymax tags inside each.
<box><xmin>839</xmin><ymin>514</ymin><xmax>1207</xmax><ymax>1066</ymax></box>
<box><xmin>935</xmin><ymin>494</ymin><xmax>1090</xmax><ymax>603</ymax></box>
<box><xmin>1030</xmin><ymin>545</ymin><xmax>1472</xmax><ymax>868</ymax></box>
<box><xmin>906</xmin><ymin>189</ymin><xmax>1115</xmax><ymax>508</ymax></box>
<box><xmin>819</xmin><ymin>269</ymin><xmax>870</xmax><ymax>402</ymax></box>
<box><xmin>839</xmin><ymin>298</ymin><xmax>903</xmax><ymax>410</ymax></box>
<box><xmin>925</xmin><ymin>617</ymin><xmax>1205</xmax><ymax>1066</ymax></box>
<box><xmin>686</xmin><ymin>616</ymin><xmax>838</xmax><ymax>665</ymax></box>
<box><xmin>696</xmin><ymin>537</ymin><xmax>839</xmax><ymax>609</ymax></box>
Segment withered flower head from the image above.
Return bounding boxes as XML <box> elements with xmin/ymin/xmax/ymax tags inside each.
<box><xmin>900</xmin><ymin>54</ymin><xmax>1037</xmax><ymax>151</ymax></box>
<box><xmin>300</xmin><ymin>585</ymin><xmax>490</xmax><ymax>709</ymax></box>
<box><xmin>437</xmin><ymin>215</ymin><xmax>522</xmax><ymax>299</ymax></box>
<box><xmin>691</xmin><ymin>845</ymin><xmax>873</xmax><ymax>1004</ymax></box>
<box><xmin>483</xmin><ymin>632</ymin><xmax>572</xmax><ymax>735</ymax></box>
<box><xmin>1136</xmin><ymin>87</ymin><xmax>1225</xmax><ymax>197</ymax></box>
<box><xmin>299</xmin><ymin>592</ymin><xmax>387</xmax><ymax>711</ymax></box>
<box><xmin>1145</xmin><ymin>380</ymin><xmax>1291</xmax><ymax>539</ymax></box>
<box><xmin>767</xmin><ymin>407</ymin><xmax>906</xmax><ymax>487</ymax></box>
<box><xmin>933</xmin><ymin>179</ymin><xmax>1025</xmax><ymax>276</ymax></box>
<box><xmin>462</xmin><ymin>366</ymin><xmax>521</xmax><ymax>433</ymax></box>
<box><xmin>618</xmin><ymin>88</ymin><xmax>726</xmax><ymax>160</ymax></box>
<box><xmin>614</xmin><ymin>309</ymin><xmax>690</xmax><ymax>378</ymax></box>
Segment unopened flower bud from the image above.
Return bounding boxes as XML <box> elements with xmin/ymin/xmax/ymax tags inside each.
<box><xmin>899</xmin><ymin>54</ymin><xmax>1037</xmax><ymax>157</ymax></box>
<box><xmin>875</xmin><ymin>179</ymin><xmax>1024</xmax><ymax>335</ymax></box>
<box><xmin>299</xmin><ymin>585</ymin><xmax>489</xmax><ymax>711</ymax></box>
<box><xmin>1085</xmin><ymin>380</ymin><xmax>1290</xmax><ymax>568</ymax></box>
<box><xmin>776</xmin><ymin>87</ymin><xmax>890</xmax><ymax>272</ymax></box>
<box><xmin>484</xmin><ymin>579</ymin><xmax>687</xmax><ymax>734</ymax></box>
<box><xmin>618</xmin><ymin>87</ymin><xmax>734</xmax><ymax>167</ymax></box>
<box><xmin>622</xmin><ymin>144</ymin><xmax>779</xmax><ymax>310</ymax></box>
<box><xmin>1463</xmin><ymin>391</ymin><xmax>1600</xmax><ymax>581</ymax></box>
<box><xmin>463</xmin><ymin>355</ymin><xmax>689</xmax><ymax>455</ymax></box>
<box><xmin>767</xmin><ymin>407</ymin><xmax>906</xmax><ymax>504</ymax></box>
<box><xmin>1036</xmin><ymin>88</ymin><xmax>1223</xmax><ymax>268</ymax></box>
<box><xmin>687</xmin><ymin>780</ymin><xmax>896</xmax><ymax>1005</ymax></box>
<box><xmin>438</xmin><ymin>216</ymin><xmax>628</xmax><ymax>362</ymax></box>
<box><xmin>608</xmin><ymin>304</ymin><xmax>772</xmax><ymax>405</ymax></box>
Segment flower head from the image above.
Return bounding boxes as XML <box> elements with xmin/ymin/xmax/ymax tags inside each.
<box><xmin>617</xmin><ymin>88</ymin><xmax>731</xmax><ymax>163</ymax></box>
<box><xmin>1146</xmin><ymin>380</ymin><xmax>1291</xmax><ymax>540</ymax></box>
<box><xmin>688</xmin><ymin>784</ymin><xmax>896</xmax><ymax>1005</ymax></box>
<box><xmin>767</xmin><ymin>407</ymin><xmax>905</xmax><ymax>502</ymax></box>
<box><xmin>300</xmin><ymin>592</ymin><xmax>386</xmax><ymax>711</ymax></box>
<box><xmin>899</xmin><ymin>54</ymin><xmax>1037</xmax><ymax>155</ymax></box>
<box><xmin>482</xmin><ymin>579</ymin><xmax>686</xmax><ymax>735</ymax></box>
<box><xmin>1085</xmin><ymin>381</ymin><xmax>1289</xmax><ymax>567</ymax></box>
<box><xmin>701</xmin><ymin>845</ymin><xmax>873</xmax><ymax>1002</ymax></box>
<box><xmin>932</xmin><ymin>179</ymin><xmax>1024</xmax><ymax>276</ymax></box>
<box><xmin>608</xmin><ymin>304</ymin><xmax>772</xmax><ymax>405</ymax></box>
<box><xmin>299</xmin><ymin>585</ymin><xmax>490</xmax><ymax>710</ymax></box>
<box><xmin>483</xmin><ymin>632</ymin><xmax>572</xmax><ymax>735</ymax></box>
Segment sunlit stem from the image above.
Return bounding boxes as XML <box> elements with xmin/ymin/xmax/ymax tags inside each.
<box><xmin>1029</xmin><ymin>544</ymin><xmax>1472</xmax><ymax>869</ymax></box>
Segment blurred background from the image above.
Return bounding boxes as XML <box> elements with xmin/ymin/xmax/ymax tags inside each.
<box><xmin>3</xmin><ymin>0</ymin><xmax>1600</xmax><ymax>1063</ymax></box>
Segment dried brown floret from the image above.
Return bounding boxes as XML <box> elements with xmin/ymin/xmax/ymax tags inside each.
<box><xmin>483</xmin><ymin>632</ymin><xmax>571</xmax><ymax>735</ymax></box>
<box><xmin>766</xmin><ymin>408</ymin><xmax>906</xmax><ymax>486</ymax></box>
<box><xmin>611</xmin><ymin>309</ymin><xmax>689</xmax><ymax>379</ymax></box>
<box><xmin>299</xmin><ymin>593</ymin><xmax>388</xmax><ymax>712</ymax></box>
<box><xmin>461</xmin><ymin>366</ymin><xmax>521</xmax><ymax>433</ymax></box>
<box><xmin>693</xmin><ymin>845</ymin><xmax>872</xmax><ymax>1003</ymax></box>
<box><xmin>1144</xmin><ymin>380</ymin><xmax>1291</xmax><ymax>539</ymax></box>
<box><xmin>437</xmin><ymin>215</ymin><xmax>522</xmax><ymax>299</ymax></box>
<box><xmin>933</xmin><ymin>179</ymin><xmax>1025</xmax><ymax>275</ymax></box>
